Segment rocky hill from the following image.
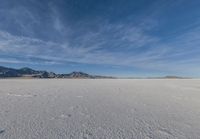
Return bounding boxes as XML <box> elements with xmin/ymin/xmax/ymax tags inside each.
<box><xmin>0</xmin><ymin>66</ymin><xmax>114</xmax><ymax>79</ymax></box>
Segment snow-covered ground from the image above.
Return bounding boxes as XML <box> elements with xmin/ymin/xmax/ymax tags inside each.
<box><xmin>0</xmin><ymin>79</ymin><xmax>200</xmax><ymax>139</ymax></box>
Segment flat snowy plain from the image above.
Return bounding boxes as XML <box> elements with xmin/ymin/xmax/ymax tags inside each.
<box><xmin>0</xmin><ymin>79</ymin><xmax>200</xmax><ymax>139</ymax></box>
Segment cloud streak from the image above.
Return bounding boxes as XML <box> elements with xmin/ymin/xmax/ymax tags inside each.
<box><xmin>0</xmin><ymin>0</ymin><xmax>200</xmax><ymax>76</ymax></box>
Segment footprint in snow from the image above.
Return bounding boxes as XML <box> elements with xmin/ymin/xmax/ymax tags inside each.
<box><xmin>0</xmin><ymin>130</ymin><xmax>5</xmax><ymax>134</ymax></box>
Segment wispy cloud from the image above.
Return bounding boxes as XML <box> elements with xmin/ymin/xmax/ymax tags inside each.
<box><xmin>0</xmin><ymin>0</ymin><xmax>200</xmax><ymax>76</ymax></box>
<box><xmin>1</xmin><ymin>20</ymin><xmax>200</xmax><ymax>75</ymax></box>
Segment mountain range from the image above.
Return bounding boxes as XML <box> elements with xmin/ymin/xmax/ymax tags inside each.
<box><xmin>0</xmin><ymin>66</ymin><xmax>188</xmax><ymax>79</ymax></box>
<box><xmin>0</xmin><ymin>66</ymin><xmax>114</xmax><ymax>79</ymax></box>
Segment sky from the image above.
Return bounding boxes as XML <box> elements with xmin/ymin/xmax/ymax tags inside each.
<box><xmin>0</xmin><ymin>0</ymin><xmax>200</xmax><ymax>77</ymax></box>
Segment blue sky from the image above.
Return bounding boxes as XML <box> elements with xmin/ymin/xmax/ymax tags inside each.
<box><xmin>0</xmin><ymin>0</ymin><xmax>200</xmax><ymax>77</ymax></box>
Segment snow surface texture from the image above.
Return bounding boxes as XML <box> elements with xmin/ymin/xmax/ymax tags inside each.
<box><xmin>0</xmin><ymin>79</ymin><xmax>200</xmax><ymax>139</ymax></box>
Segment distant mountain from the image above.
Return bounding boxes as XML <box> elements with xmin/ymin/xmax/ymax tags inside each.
<box><xmin>0</xmin><ymin>66</ymin><xmax>19</xmax><ymax>77</ymax></box>
<box><xmin>56</xmin><ymin>71</ymin><xmax>114</xmax><ymax>79</ymax></box>
<box><xmin>56</xmin><ymin>71</ymin><xmax>93</xmax><ymax>78</ymax></box>
<box><xmin>18</xmin><ymin>67</ymin><xmax>41</xmax><ymax>75</ymax></box>
<box><xmin>0</xmin><ymin>66</ymin><xmax>188</xmax><ymax>79</ymax></box>
<box><xmin>147</xmin><ymin>76</ymin><xmax>189</xmax><ymax>79</ymax></box>
<box><xmin>0</xmin><ymin>66</ymin><xmax>114</xmax><ymax>79</ymax></box>
<box><xmin>163</xmin><ymin>76</ymin><xmax>189</xmax><ymax>79</ymax></box>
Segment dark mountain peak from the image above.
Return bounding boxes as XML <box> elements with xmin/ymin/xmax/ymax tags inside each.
<box><xmin>164</xmin><ymin>76</ymin><xmax>184</xmax><ymax>79</ymax></box>
<box><xmin>68</xmin><ymin>71</ymin><xmax>92</xmax><ymax>78</ymax></box>
<box><xmin>18</xmin><ymin>67</ymin><xmax>40</xmax><ymax>75</ymax></box>
<box><xmin>0</xmin><ymin>66</ymin><xmax>8</xmax><ymax>69</ymax></box>
<box><xmin>0</xmin><ymin>66</ymin><xmax>14</xmax><ymax>71</ymax></box>
<box><xmin>0</xmin><ymin>66</ymin><xmax>19</xmax><ymax>77</ymax></box>
<box><xmin>70</xmin><ymin>71</ymin><xmax>89</xmax><ymax>75</ymax></box>
<box><xmin>20</xmin><ymin>67</ymin><xmax>34</xmax><ymax>71</ymax></box>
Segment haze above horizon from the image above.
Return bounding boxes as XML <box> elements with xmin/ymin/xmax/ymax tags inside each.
<box><xmin>0</xmin><ymin>0</ymin><xmax>200</xmax><ymax>77</ymax></box>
